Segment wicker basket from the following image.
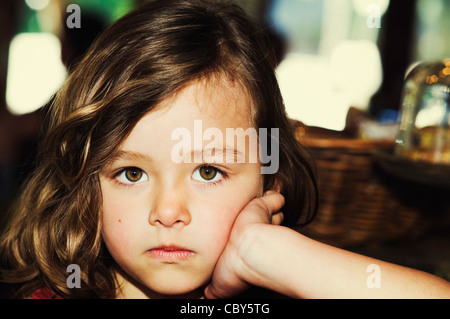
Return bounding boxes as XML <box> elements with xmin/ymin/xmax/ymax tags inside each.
<box><xmin>295</xmin><ymin>125</ymin><xmax>450</xmax><ymax>248</ymax></box>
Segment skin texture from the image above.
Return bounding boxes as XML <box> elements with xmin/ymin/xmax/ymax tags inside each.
<box><xmin>100</xmin><ymin>80</ymin><xmax>450</xmax><ymax>299</ymax></box>
<box><xmin>206</xmin><ymin>219</ymin><xmax>450</xmax><ymax>299</ymax></box>
<box><xmin>204</xmin><ymin>191</ymin><xmax>450</xmax><ymax>299</ymax></box>
<box><xmin>99</xmin><ymin>80</ymin><xmax>264</xmax><ymax>298</ymax></box>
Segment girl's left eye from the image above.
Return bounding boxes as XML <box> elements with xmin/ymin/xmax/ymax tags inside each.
<box><xmin>116</xmin><ymin>167</ymin><xmax>148</xmax><ymax>184</ymax></box>
<box><xmin>192</xmin><ymin>165</ymin><xmax>224</xmax><ymax>183</ymax></box>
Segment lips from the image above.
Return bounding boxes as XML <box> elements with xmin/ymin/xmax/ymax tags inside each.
<box><xmin>147</xmin><ymin>246</ymin><xmax>194</xmax><ymax>262</ymax></box>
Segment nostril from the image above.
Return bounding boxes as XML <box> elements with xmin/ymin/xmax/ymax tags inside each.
<box><xmin>149</xmin><ymin>205</ymin><xmax>191</xmax><ymax>227</ymax></box>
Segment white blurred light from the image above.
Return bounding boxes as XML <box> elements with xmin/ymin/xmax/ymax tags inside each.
<box><xmin>276</xmin><ymin>53</ymin><xmax>351</xmax><ymax>130</ymax></box>
<box><xmin>25</xmin><ymin>0</ymin><xmax>50</xmax><ymax>11</ymax></box>
<box><xmin>6</xmin><ymin>33</ymin><xmax>66</xmax><ymax>115</ymax></box>
<box><xmin>416</xmin><ymin>103</ymin><xmax>446</xmax><ymax>129</ymax></box>
<box><xmin>276</xmin><ymin>40</ymin><xmax>382</xmax><ymax>131</ymax></box>
<box><xmin>352</xmin><ymin>0</ymin><xmax>390</xmax><ymax>16</ymax></box>
<box><xmin>330</xmin><ymin>40</ymin><xmax>382</xmax><ymax>107</ymax></box>
<box><xmin>416</xmin><ymin>85</ymin><xmax>449</xmax><ymax>129</ymax></box>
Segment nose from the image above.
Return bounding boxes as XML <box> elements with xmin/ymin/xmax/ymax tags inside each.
<box><xmin>148</xmin><ymin>186</ymin><xmax>191</xmax><ymax>228</ymax></box>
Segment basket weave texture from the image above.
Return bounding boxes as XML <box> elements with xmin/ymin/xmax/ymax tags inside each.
<box><xmin>296</xmin><ymin>126</ymin><xmax>449</xmax><ymax>248</ymax></box>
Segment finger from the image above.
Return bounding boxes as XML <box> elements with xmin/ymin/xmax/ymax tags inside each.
<box><xmin>204</xmin><ymin>281</ymin><xmax>248</xmax><ymax>299</ymax></box>
<box><xmin>204</xmin><ymin>285</ymin><xmax>219</xmax><ymax>299</ymax></box>
<box><xmin>260</xmin><ymin>191</ymin><xmax>285</xmax><ymax>217</ymax></box>
<box><xmin>234</xmin><ymin>191</ymin><xmax>285</xmax><ymax>228</ymax></box>
<box><xmin>271</xmin><ymin>211</ymin><xmax>284</xmax><ymax>225</ymax></box>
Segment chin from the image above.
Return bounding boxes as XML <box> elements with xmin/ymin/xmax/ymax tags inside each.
<box><xmin>115</xmin><ymin>263</ymin><xmax>211</xmax><ymax>298</ymax></box>
<box><xmin>145</xmin><ymin>277</ymin><xmax>208</xmax><ymax>298</ymax></box>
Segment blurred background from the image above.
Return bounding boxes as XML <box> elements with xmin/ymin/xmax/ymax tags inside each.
<box><xmin>0</xmin><ymin>0</ymin><xmax>449</xmax><ymax>294</ymax></box>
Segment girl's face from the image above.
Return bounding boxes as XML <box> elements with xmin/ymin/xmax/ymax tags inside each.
<box><xmin>99</xmin><ymin>80</ymin><xmax>263</xmax><ymax>298</ymax></box>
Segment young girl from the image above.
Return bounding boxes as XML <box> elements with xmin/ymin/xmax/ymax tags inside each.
<box><xmin>0</xmin><ymin>0</ymin><xmax>449</xmax><ymax>299</ymax></box>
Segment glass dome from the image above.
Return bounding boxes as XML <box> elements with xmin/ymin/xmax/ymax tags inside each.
<box><xmin>395</xmin><ymin>59</ymin><xmax>450</xmax><ymax>164</ymax></box>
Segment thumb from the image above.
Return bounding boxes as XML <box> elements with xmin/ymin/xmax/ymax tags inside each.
<box><xmin>204</xmin><ymin>281</ymin><xmax>249</xmax><ymax>299</ymax></box>
<box><xmin>204</xmin><ymin>284</ymin><xmax>219</xmax><ymax>299</ymax></box>
<box><xmin>260</xmin><ymin>191</ymin><xmax>285</xmax><ymax>215</ymax></box>
<box><xmin>204</xmin><ymin>281</ymin><xmax>234</xmax><ymax>299</ymax></box>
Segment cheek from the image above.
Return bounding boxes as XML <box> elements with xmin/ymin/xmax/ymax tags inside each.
<box><xmin>101</xmin><ymin>207</ymin><xmax>130</xmax><ymax>262</ymax></box>
<box><xmin>100</xmin><ymin>186</ymin><xmax>144</xmax><ymax>261</ymax></box>
<box><xmin>191</xmin><ymin>186</ymin><xmax>257</xmax><ymax>257</ymax></box>
<box><xmin>193</xmin><ymin>204</ymin><xmax>238</xmax><ymax>266</ymax></box>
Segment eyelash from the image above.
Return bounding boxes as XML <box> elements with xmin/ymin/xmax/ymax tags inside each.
<box><xmin>111</xmin><ymin>165</ymin><xmax>228</xmax><ymax>187</ymax></box>
<box><xmin>112</xmin><ymin>167</ymin><xmax>148</xmax><ymax>187</ymax></box>
<box><xmin>193</xmin><ymin>165</ymin><xmax>228</xmax><ymax>187</ymax></box>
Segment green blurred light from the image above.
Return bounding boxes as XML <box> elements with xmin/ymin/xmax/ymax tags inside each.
<box><xmin>71</xmin><ymin>0</ymin><xmax>135</xmax><ymax>23</ymax></box>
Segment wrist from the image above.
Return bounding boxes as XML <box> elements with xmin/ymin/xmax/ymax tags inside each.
<box><xmin>235</xmin><ymin>223</ymin><xmax>303</xmax><ymax>297</ymax></box>
<box><xmin>233</xmin><ymin>223</ymin><xmax>270</xmax><ymax>284</ymax></box>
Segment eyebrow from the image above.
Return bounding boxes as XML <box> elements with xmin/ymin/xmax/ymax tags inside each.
<box><xmin>107</xmin><ymin>146</ymin><xmax>244</xmax><ymax>165</ymax></box>
<box><xmin>107</xmin><ymin>150</ymin><xmax>154</xmax><ymax>165</ymax></box>
<box><xmin>191</xmin><ymin>146</ymin><xmax>245</xmax><ymax>163</ymax></box>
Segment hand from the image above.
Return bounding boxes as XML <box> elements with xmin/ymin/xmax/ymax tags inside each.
<box><xmin>204</xmin><ymin>191</ymin><xmax>285</xmax><ymax>299</ymax></box>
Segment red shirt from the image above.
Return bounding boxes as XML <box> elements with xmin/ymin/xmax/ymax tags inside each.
<box><xmin>31</xmin><ymin>288</ymin><xmax>63</xmax><ymax>299</ymax></box>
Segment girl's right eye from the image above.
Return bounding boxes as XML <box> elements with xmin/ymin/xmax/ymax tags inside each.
<box><xmin>115</xmin><ymin>167</ymin><xmax>148</xmax><ymax>185</ymax></box>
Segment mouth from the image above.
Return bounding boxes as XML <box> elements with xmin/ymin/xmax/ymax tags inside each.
<box><xmin>147</xmin><ymin>246</ymin><xmax>194</xmax><ymax>262</ymax></box>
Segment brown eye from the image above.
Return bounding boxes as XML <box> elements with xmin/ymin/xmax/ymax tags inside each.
<box><xmin>125</xmin><ymin>168</ymin><xmax>143</xmax><ymax>182</ymax></box>
<box><xmin>116</xmin><ymin>167</ymin><xmax>148</xmax><ymax>184</ymax></box>
<box><xmin>192</xmin><ymin>165</ymin><xmax>224</xmax><ymax>183</ymax></box>
<box><xmin>199</xmin><ymin>166</ymin><xmax>217</xmax><ymax>181</ymax></box>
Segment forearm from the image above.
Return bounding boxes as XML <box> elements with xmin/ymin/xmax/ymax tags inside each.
<box><xmin>239</xmin><ymin>224</ymin><xmax>450</xmax><ymax>299</ymax></box>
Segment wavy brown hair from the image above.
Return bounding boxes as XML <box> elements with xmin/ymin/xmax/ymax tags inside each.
<box><xmin>0</xmin><ymin>0</ymin><xmax>318</xmax><ymax>298</ymax></box>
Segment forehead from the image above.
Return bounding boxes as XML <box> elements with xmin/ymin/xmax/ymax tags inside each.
<box><xmin>152</xmin><ymin>78</ymin><xmax>255</xmax><ymax>129</ymax></box>
<box><xmin>115</xmin><ymin>79</ymin><xmax>256</xmax><ymax>156</ymax></box>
